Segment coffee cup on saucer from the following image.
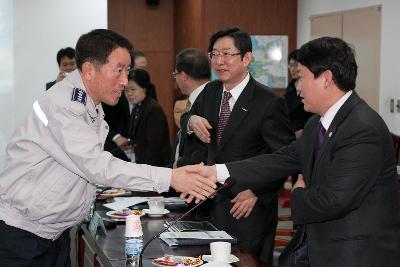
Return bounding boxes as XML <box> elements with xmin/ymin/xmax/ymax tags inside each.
<box><xmin>148</xmin><ymin>199</ymin><xmax>165</xmax><ymax>214</ymax></box>
<box><xmin>210</xmin><ymin>241</ymin><xmax>231</xmax><ymax>262</ymax></box>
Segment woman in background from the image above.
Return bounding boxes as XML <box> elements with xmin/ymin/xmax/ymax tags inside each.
<box><xmin>125</xmin><ymin>69</ymin><xmax>170</xmax><ymax>167</ymax></box>
<box><xmin>284</xmin><ymin>49</ymin><xmax>313</xmax><ymax>139</ymax></box>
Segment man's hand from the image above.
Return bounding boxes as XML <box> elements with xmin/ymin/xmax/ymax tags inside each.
<box><xmin>189</xmin><ymin>115</ymin><xmax>212</xmax><ymax>143</ymax></box>
<box><xmin>230</xmin><ymin>189</ymin><xmax>258</xmax><ymax>220</ymax></box>
<box><xmin>114</xmin><ymin>136</ymin><xmax>130</xmax><ymax>150</ymax></box>
<box><xmin>56</xmin><ymin>71</ymin><xmax>67</xmax><ymax>82</ymax></box>
<box><xmin>293</xmin><ymin>174</ymin><xmax>306</xmax><ymax>190</ymax></box>
<box><xmin>180</xmin><ymin>164</ymin><xmax>217</xmax><ymax>203</ymax></box>
<box><xmin>170</xmin><ymin>164</ymin><xmax>217</xmax><ymax>203</ymax></box>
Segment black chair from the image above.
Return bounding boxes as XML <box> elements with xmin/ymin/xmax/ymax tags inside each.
<box><xmin>391</xmin><ymin>133</ymin><xmax>400</xmax><ymax>165</ymax></box>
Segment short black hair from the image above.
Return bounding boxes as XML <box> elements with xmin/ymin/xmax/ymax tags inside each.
<box><xmin>173</xmin><ymin>94</ymin><xmax>189</xmax><ymax>108</ymax></box>
<box><xmin>75</xmin><ymin>29</ymin><xmax>133</xmax><ymax>70</ymax></box>
<box><xmin>176</xmin><ymin>48</ymin><xmax>210</xmax><ymax>80</ymax></box>
<box><xmin>56</xmin><ymin>47</ymin><xmax>75</xmax><ymax>66</ymax></box>
<box><xmin>128</xmin><ymin>69</ymin><xmax>156</xmax><ymax>99</ymax></box>
<box><xmin>133</xmin><ymin>50</ymin><xmax>145</xmax><ymax>59</ymax></box>
<box><xmin>298</xmin><ymin>37</ymin><xmax>357</xmax><ymax>92</ymax></box>
<box><xmin>208</xmin><ymin>27</ymin><xmax>252</xmax><ymax>59</ymax></box>
<box><xmin>288</xmin><ymin>49</ymin><xmax>299</xmax><ymax>62</ymax></box>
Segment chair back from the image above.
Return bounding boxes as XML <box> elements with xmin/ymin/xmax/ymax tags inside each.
<box><xmin>391</xmin><ymin>132</ymin><xmax>400</xmax><ymax>165</ymax></box>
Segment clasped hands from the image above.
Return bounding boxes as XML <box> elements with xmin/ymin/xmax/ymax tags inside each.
<box><xmin>170</xmin><ymin>164</ymin><xmax>258</xmax><ymax>219</ymax></box>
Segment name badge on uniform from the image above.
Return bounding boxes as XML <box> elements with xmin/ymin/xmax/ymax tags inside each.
<box><xmin>71</xmin><ymin>88</ymin><xmax>87</xmax><ymax>105</ymax></box>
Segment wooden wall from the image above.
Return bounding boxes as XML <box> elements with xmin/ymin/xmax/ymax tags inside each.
<box><xmin>108</xmin><ymin>0</ymin><xmax>176</xmax><ymax>140</ymax></box>
<box><xmin>108</xmin><ymin>0</ymin><xmax>297</xmax><ymax>140</ymax></box>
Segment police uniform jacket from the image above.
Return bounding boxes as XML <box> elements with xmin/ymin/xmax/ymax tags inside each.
<box><xmin>0</xmin><ymin>70</ymin><xmax>171</xmax><ymax>240</ymax></box>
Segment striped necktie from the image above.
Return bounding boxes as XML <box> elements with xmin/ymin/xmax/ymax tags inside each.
<box><xmin>217</xmin><ymin>91</ymin><xmax>232</xmax><ymax>144</ymax></box>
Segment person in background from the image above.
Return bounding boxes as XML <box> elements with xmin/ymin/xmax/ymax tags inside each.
<box><xmin>132</xmin><ymin>50</ymin><xmax>156</xmax><ymax>101</ymax></box>
<box><xmin>0</xmin><ymin>29</ymin><xmax>215</xmax><ymax>266</ymax></box>
<box><xmin>169</xmin><ymin>94</ymin><xmax>189</xmax><ymax>168</ymax></box>
<box><xmin>46</xmin><ymin>47</ymin><xmax>76</xmax><ymax>90</ymax></box>
<box><xmin>284</xmin><ymin>49</ymin><xmax>313</xmax><ymax>139</ymax></box>
<box><xmin>181</xmin><ymin>27</ymin><xmax>294</xmax><ymax>265</ymax></box>
<box><xmin>173</xmin><ymin>48</ymin><xmax>210</xmax><ymax>168</ymax></box>
<box><xmin>125</xmin><ymin>69</ymin><xmax>170</xmax><ymax>167</ymax></box>
<box><xmin>132</xmin><ymin>50</ymin><xmax>148</xmax><ymax>70</ymax></box>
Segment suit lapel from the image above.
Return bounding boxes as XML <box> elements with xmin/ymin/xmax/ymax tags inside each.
<box><xmin>311</xmin><ymin>92</ymin><xmax>362</xmax><ymax>180</ymax></box>
<box><xmin>217</xmin><ymin>77</ymin><xmax>254</xmax><ymax>152</ymax></box>
<box><xmin>304</xmin><ymin>118</ymin><xmax>320</xmax><ymax>186</ymax></box>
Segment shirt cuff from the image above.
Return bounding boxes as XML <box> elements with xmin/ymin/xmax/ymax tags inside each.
<box><xmin>216</xmin><ymin>164</ymin><xmax>230</xmax><ymax>184</ymax></box>
<box><xmin>112</xmin><ymin>134</ymin><xmax>121</xmax><ymax>142</ymax></box>
<box><xmin>186</xmin><ymin>116</ymin><xmax>194</xmax><ymax>135</ymax></box>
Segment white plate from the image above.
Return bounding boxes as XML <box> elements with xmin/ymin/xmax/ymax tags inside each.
<box><xmin>202</xmin><ymin>254</ymin><xmax>239</xmax><ymax>264</ymax></box>
<box><xmin>100</xmin><ymin>188</ymin><xmax>127</xmax><ymax>197</ymax></box>
<box><xmin>143</xmin><ymin>208</ymin><xmax>170</xmax><ymax>217</ymax></box>
<box><xmin>105</xmin><ymin>209</ymin><xmax>144</xmax><ymax>220</ymax></box>
<box><xmin>152</xmin><ymin>256</ymin><xmax>202</xmax><ymax>266</ymax></box>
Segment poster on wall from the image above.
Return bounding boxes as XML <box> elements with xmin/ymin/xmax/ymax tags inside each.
<box><xmin>249</xmin><ymin>35</ymin><xmax>288</xmax><ymax>88</ymax></box>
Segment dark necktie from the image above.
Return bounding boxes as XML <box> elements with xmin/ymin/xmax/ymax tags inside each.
<box><xmin>314</xmin><ymin>122</ymin><xmax>326</xmax><ymax>161</ymax></box>
<box><xmin>217</xmin><ymin>91</ymin><xmax>232</xmax><ymax>144</ymax></box>
<box><xmin>129</xmin><ymin>104</ymin><xmax>141</xmax><ymax>136</ymax></box>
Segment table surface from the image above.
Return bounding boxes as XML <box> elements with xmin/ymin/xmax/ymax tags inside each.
<box><xmin>81</xmin><ymin>202</ymin><xmax>271</xmax><ymax>267</ymax></box>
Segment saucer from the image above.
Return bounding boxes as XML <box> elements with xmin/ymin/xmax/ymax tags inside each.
<box><xmin>202</xmin><ymin>254</ymin><xmax>239</xmax><ymax>264</ymax></box>
<box><xmin>143</xmin><ymin>208</ymin><xmax>170</xmax><ymax>217</ymax></box>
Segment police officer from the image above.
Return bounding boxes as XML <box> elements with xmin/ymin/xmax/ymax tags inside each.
<box><xmin>0</xmin><ymin>29</ymin><xmax>215</xmax><ymax>266</ymax></box>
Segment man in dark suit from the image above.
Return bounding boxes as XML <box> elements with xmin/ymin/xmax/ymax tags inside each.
<box><xmin>182</xmin><ymin>28</ymin><xmax>295</xmax><ymax>265</ymax></box>
<box><xmin>173</xmin><ymin>48</ymin><xmax>210</xmax><ymax>168</ymax></box>
<box><xmin>103</xmin><ymin>94</ymin><xmax>132</xmax><ymax>161</ymax></box>
<box><xmin>191</xmin><ymin>37</ymin><xmax>400</xmax><ymax>267</ymax></box>
<box><xmin>169</xmin><ymin>95</ymin><xmax>189</xmax><ymax>168</ymax></box>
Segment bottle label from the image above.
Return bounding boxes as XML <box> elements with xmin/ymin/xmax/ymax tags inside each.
<box><xmin>125</xmin><ymin>239</ymin><xmax>143</xmax><ymax>255</ymax></box>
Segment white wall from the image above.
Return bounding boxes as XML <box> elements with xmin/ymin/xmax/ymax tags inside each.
<box><xmin>298</xmin><ymin>0</ymin><xmax>400</xmax><ymax>134</ymax></box>
<box><xmin>0</xmin><ymin>0</ymin><xmax>107</xmax><ymax>164</ymax></box>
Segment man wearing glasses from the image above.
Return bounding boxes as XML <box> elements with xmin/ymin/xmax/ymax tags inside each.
<box><xmin>181</xmin><ymin>27</ymin><xmax>294</xmax><ymax>264</ymax></box>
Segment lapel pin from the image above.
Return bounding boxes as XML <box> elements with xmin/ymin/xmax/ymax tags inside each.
<box><xmin>241</xmin><ymin>107</ymin><xmax>248</xmax><ymax>112</ymax></box>
<box><xmin>328</xmin><ymin>132</ymin><xmax>333</xmax><ymax>138</ymax></box>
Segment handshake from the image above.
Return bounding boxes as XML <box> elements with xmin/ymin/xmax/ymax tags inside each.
<box><xmin>170</xmin><ymin>164</ymin><xmax>218</xmax><ymax>204</ymax></box>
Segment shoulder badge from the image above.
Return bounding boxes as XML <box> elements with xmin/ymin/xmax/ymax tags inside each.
<box><xmin>71</xmin><ymin>88</ymin><xmax>87</xmax><ymax>105</ymax></box>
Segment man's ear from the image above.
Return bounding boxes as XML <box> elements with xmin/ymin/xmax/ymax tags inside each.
<box><xmin>242</xmin><ymin>52</ymin><xmax>253</xmax><ymax>67</ymax></box>
<box><xmin>323</xmin><ymin>70</ymin><xmax>334</xmax><ymax>87</ymax></box>
<box><xmin>181</xmin><ymin>71</ymin><xmax>189</xmax><ymax>81</ymax></box>
<box><xmin>81</xmin><ymin>61</ymin><xmax>96</xmax><ymax>81</ymax></box>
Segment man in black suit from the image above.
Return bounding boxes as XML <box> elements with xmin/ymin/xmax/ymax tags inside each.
<box><xmin>103</xmin><ymin>94</ymin><xmax>132</xmax><ymax>161</ymax></box>
<box><xmin>182</xmin><ymin>28</ymin><xmax>295</xmax><ymax>264</ymax></box>
<box><xmin>191</xmin><ymin>37</ymin><xmax>400</xmax><ymax>267</ymax></box>
<box><xmin>173</xmin><ymin>48</ymin><xmax>210</xmax><ymax>168</ymax></box>
<box><xmin>169</xmin><ymin>95</ymin><xmax>189</xmax><ymax>168</ymax></box>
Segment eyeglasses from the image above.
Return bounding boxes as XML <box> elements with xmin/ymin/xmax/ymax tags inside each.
<box><xmin>208</xmin><ymin>51</ymin><xmax>241</xmax><ymax>60</ymax></box>
<box><xmin>172</xmin><ymin>71</ymin><xmax>181</xmax><ymax>79</ymax></box>
<box><xmin>288</xmin><ymin>63</ymin><xmax>298</xmax><ymax>69</ymax></box>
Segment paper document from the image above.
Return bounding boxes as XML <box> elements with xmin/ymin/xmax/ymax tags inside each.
<box><xmin>103</xmin><ymin>197</ymin><xmax>148</xmax><ymax>211</ymax></box>
<box><xmin>161</xmin><ymin>231</ymin><xmax>233</xmax><ymax>240</ymax></box>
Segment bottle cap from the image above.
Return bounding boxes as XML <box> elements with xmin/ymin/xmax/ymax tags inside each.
<box><xmin>125</xmin><ymin>215</ymin><xmax>143</xmax><ymax>237</ymax></box>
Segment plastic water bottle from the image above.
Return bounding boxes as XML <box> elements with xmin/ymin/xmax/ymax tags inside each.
<box><xmin>125</xmin><ymin>215</ymin><xmax>143</xmax><ymax>267</ymax></box>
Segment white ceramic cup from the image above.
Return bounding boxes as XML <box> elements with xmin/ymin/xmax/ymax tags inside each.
<box><xmin>148</xmin><ymin>199</ymin><xmax>165</xmax><ymax>214</ymax></box>
<box><xmin>210</xmin><ymin>241</ymin><xmax>231</xmax><ymax>262</ymax></box>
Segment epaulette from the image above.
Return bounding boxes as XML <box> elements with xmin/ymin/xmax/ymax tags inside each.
<box><xmin>71</xmin><ymin>88</ymin><xmax>87</xmax><ymax>105</ymax></box>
